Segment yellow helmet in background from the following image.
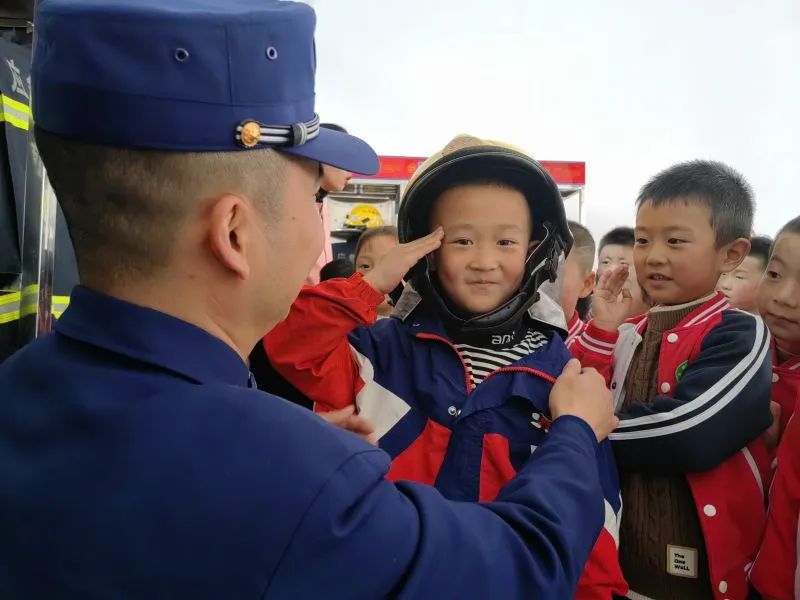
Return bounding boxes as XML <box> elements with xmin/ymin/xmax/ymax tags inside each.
<box><xmin>344</xmin><ymin>204</ymin><xmax>384</xmax><ymax>229</ymax></box>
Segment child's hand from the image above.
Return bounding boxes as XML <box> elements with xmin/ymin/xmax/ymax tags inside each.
<box><xmin>550</xmin><ymin>359</ymin><xmax>618</xmax><ymax>441</ymax></box>
<box><xmin>591</xmin><ymin>266</ymin><xmax>633</xmax><ymax>332</ymax></box>
<box><xmin>363</xmin><ymin>228</ymin><xmax>444</xmax><ymax>295</ymax></box>
<box><xmin>318</xmin><ymin>405</ymin><xmax>378</xmax><ymax>446</ymax></box>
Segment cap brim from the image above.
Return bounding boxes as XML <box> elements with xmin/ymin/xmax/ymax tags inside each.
<box><xmin>279</xmin><ymin>128</ymin><xmax>379</xmax><ymax>176</ymax></box>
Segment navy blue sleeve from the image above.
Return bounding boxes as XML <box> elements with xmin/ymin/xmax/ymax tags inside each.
<box><xmin>610</xmin><ymin>311</ymin><xmax>773</xmax><ymax>473</ymax></box>
<box><xmin>264</xmin><ymin>416</ymin><xmax>604</xmax><ymax>600</ymax></box>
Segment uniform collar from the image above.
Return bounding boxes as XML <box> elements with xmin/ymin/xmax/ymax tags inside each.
<box><xmin>56</xmin><ymin>286</ymin><xmax>251</xmax><ymax>387</ymax></box>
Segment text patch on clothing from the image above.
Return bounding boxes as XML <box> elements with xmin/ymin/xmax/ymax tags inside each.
<box><xmin>666</xmin><ymin>544</ymin><xmax>698</xmax><ymax>579</ymax></box>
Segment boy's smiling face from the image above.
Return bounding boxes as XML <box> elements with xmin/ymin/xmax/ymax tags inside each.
<box><xmin>430</xmin><ymin>183</ymin><xmax>534</xmax><ymax>316</ymax></box>
<box><xmin>634</xmin><ymin>199</ymin><xmax>748</xmax><ymax>306</ymax></box>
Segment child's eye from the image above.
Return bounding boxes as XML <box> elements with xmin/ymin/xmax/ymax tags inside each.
<box><xmin>667</xmin><ymin>238</ymin><xmax>685</xmax><ymax>245</ymax></box>
<box><xmin>358</xmin><ymin>264</ymin><xmax>371</xmax><ymax>271</ymax></box>
<box><xmin>766</xmin><ymin>270</ymin><xmax>781</xmax><ymax>280</ymax></box>
<box><xmin>635</xmin><ymin>238</ymin><xmax>648</xmax><ymax>246</ymax></box>
<box><xmin>452</xmin><ymin>238</ymin><xmax>473</xmax><ymax>246</ymax></box>
<box><xmin>497</xmin><ymin>239</ymin><xmax>518</xmax><ymax>247</ymax></box>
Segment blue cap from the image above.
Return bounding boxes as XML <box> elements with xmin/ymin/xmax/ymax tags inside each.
<box><xmin>31</xmin><ymin>0</ymin><xmax>379</xmax><ymax>175</ymax></box>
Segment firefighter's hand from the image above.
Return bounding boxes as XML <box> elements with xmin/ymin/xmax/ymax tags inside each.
<box><xmin>363</xmin><ymin>228</ymin><xmax>443</xmax><ymax>295</ymax></box>
<box><xmin>591</xmin><ymin>266</ymin><xmax>633</xmax><ymax>332</ymax></box>
<box><xmin>550</xmin><ymin>359</ymin><xmax>618</xmax><ymax>442</ymax></box>
<box><xmin>318</xmin><ymin>406</ymin><xmax>378</xmax><ymax>446</ymax></box>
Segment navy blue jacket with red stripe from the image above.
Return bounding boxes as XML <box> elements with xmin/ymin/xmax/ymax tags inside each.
<box><xmin>266</xmin><ymin>273</ymin><xmax>627</xmax><ymax>599</ymax></box>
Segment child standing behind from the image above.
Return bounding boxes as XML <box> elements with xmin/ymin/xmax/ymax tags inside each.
<box><xmin>749</xmin><ymin>216</ymin><xmax>800</xmax><ymax>600</ymax></box>
<box><xmin>353</xmin><ymin>226</ymin><xmax>400</xmax><ymax>317</ymax></box>
<box><xmin>562</xmin><ymin>221</ymin><xmax>596</xmax><ymax>345</ymax></box>
<box><xmin>571</xmin><ymin>161</ymin><xmax>774</xmax><ymax>600</ymax></box>
<box><xmin>717</xmin><ymin>234</ymin><xmax>772</xmax><ymax>314</ymax></box>
<box><xmin>596</xmin><ymin>227</ymin><xmax>651</xmax><ymax>319</ymax></box>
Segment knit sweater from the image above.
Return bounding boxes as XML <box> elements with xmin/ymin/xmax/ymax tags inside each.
<box><xmin>619</xmin><ymin>295</ymin><xmax>715</xmax><ymax>599</ymax></box>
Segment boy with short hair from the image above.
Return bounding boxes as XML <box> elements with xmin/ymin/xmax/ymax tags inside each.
<box><xmin>717</xmin><ymin>234</ymin><xmax>772</xmax><ymax>313</ymax></box>
<box><xmin>596</xmin><ymin>226</ymin><xmax>651</xmax><ymax>319</ymax></box>
<box><xmin>267</xmin><ymin>135</ymin><xmax>627</xmax><ymax>598</ymax></box>
<box><xmin>749</xmin><ymin>216</ymin><xmax>800</xmax><ymax>599</ymax></box>
<box><xmin>562</xmin><ymin>221</ymin><xmax>596</xmax><ymax>344</ymax></box>
<box><xmin>571</xmin><ymin>160</ymin><xmax>774</xmax><ymax>599</ymax></box>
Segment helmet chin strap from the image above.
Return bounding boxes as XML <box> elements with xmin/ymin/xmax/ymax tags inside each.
<box><xmin>421</xmin><ymin>223</ymin><xmax>566</xmax><ymax>337</ymax></box>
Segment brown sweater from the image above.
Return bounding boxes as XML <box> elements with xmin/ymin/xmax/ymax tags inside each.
<box><xmin>619</xmin><ymin>297</ymin><xmax>715</xmax><ymax>599</ymax></box>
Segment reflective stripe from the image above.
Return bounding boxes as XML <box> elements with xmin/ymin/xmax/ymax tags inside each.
<box><xmin>52</xmin><ymin>295</ymin><xmax>71</xmax><ymax>318</ymax></box>
<box><xmin>0</xmin><ymin>94</ymin><xmax>31</xmax><ymax>131</ymax></box>
<box><xmin>0</xmin><ymin>292</ymin><xmax>21</xmax><ymax>325</ymax></box>
<box><xmin>20</xmin><ymin>285</ymin><xmax>39</xmax><ymax>317</ymax></box>
<box><xmin>18</xmin><ymin>285</ymin><xmax>71</xmax><ymax>319</ymax></box>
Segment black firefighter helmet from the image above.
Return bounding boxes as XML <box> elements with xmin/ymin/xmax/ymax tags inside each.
<box><xmin>397</xmin><ymin>135</ymin><xmax>573</xmax><ymax>336</ymax></box>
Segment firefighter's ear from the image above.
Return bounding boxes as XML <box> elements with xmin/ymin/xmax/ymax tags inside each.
<box><xmin>206</xmin><ymin>193</ymin><xmax>251</xmax><ymax>280</ymax></box>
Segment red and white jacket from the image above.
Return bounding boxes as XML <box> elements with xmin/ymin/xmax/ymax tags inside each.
<box><xmin>750</xmin><ymin>402</ymin><xmax>800</xmax><ymax>600</ymax></box>
<box><xmin>749</xmin><ymin>352</ymin><xmax>800</xmax><ymax>600</ymax></box>
<box><xmin>566</xmin><ymin>311</ymin><xmax>588</xmax><ymax>347</ymax></box>
<box><xmin>265</xmin><ymin>275</ymin><xmax>627</xmax><ymax>599</ymax></box>
<box><xmin>570</xmin><ymin>293</ymin><xmax>774</xmax><ymax>600</ymax></box>
<box><xmin>770</xmin><ymin>347</ymin><xmax>800</xmax><ymax>436</ymax></box>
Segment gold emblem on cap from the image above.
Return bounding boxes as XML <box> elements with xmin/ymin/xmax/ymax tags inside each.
<box><xmin>240</xmin><ymin>121</ymin><xmax>261</xmax><ymax>148</ymax></box>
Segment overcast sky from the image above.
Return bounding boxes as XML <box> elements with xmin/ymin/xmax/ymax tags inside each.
<box><xmin>309</xmin><ymin>0</ymin><xmax>799</xmax><ymax>241</ymax></box>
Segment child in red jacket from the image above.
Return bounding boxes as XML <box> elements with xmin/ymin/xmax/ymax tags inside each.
<box><xmin>571</xmin><ymin>161</ymin><xmax>774</xmax><ymax>600</ymax></box>
<box><xmin>750</xmin><ymin>216</ymin><xmax>800</xmax><ymax>600</ymax></box>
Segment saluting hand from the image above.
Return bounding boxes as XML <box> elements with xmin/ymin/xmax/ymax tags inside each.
<box><xmin>363</xmin><ymin>228</ymin><xmax>444</xmax><ymax>295</ymax></box>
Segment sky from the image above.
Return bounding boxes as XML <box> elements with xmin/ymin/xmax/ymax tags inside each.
<box><xmin>308</xmin><ymin>0</ymin><xmax>799</xmax><ymax>242</ymax></box>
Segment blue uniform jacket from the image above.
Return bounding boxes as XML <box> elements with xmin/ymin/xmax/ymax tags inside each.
<box><xmin>0</xmin><ymin>286</ymin><xmax>606</xmax><ymax>599</ymax></box>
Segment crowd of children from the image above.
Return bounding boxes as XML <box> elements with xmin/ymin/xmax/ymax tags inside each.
<box><xmin>254</xmin><ymin>135</ymin><xmax>800</xmax><ymax>600</ymax></box>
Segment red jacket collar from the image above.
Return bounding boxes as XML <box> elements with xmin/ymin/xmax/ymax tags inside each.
<box><xmin>772</xmin><ymin>339</ymin><xmax>800</xmax><ymax>371</ymax></box>
<box><xmin>626</xmin><ymin>291</ymin><xmax>730</xmax><ymax>335</ymax></box>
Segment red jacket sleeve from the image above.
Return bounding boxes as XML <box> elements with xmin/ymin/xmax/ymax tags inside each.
<box><xmin>750</xmin><ymin>407</ymin><xmax>800</xmax><ymax>600</ymax></box>
<box><xmin>263</xmin><ymin>274</ymin><xmax>384</xmax><ymax>412</ymax></box>
<box><xmin>567</xmin><ymin>321</ymin><xmax>618</xmax><ymax>386</ymax></box>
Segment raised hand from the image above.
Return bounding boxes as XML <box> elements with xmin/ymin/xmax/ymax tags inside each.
<box><xmin>591</xmin><ymin>266</ymin><xmax>633</xmax><ymax>332</ymax></box>
<box><xmin>363</xmin><ymin>228</ymin><xmax>444</xmax><ymax>295</ymax></box>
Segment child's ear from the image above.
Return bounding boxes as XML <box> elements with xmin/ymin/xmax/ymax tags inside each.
<box><xmin>720</xmin><ymin>237</ymin><xmax>751</xmax><ymax>273</ymax></box>
<box><xmin>580</xmin><ymin>271</ymin><xmax>596</xmax><ymax>298</ymax></box>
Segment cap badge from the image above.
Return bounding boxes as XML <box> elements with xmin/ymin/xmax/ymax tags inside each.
<box><xmin>238</xmin><ymin>121</ymin><xmax>262</xmax><ymax>148</ymax></box>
